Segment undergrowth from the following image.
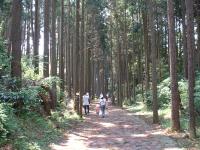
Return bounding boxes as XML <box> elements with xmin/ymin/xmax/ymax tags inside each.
<box><xmin>0</xmin><ymin>102</ymin><xmax>80</xmax><ymax>150</ymax></box>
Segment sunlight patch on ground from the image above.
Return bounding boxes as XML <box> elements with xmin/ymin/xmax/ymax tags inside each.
<box><xmin>98</xmin><ymin>122</ymin><xmax>116</xmax><ymax>128</ymax></box>
<box><xmin>164</xmin><ymin>148</ymin><xmax>185</xmax><ymax>150</ymax></box>
<box><xmin>123</xmin><ymin>124</ymin><xmax>132</xmax><ymax>128</ymax></box>
<box><xmin>131</xmin><ymin>133</ymin><xmax>149</xmax><ymax>138</ymax></box>
<box><xmin>150</xmin><ymin>130</ymin><xmax>164</xmax><ymax>135</ymax></box>
<box><xmin>50</xmin><ymin>134</ymin><xmax>87</xmax><ymax>150</ymax></box>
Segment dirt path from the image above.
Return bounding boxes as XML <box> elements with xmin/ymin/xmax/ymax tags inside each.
<box><xmin>50</xmin><ymin>102</ymin><xmax>184</xmax><ymax>150</ymax></box>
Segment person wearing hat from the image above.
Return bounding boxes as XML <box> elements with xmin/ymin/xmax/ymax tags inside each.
<box><xmin>83</xmin><ymin>92</ymin><xmax>90</xmax><ymax>115</ymax></box>
<box><xmin>99</xmin><ymin>95</ymin><xmax>106</xmax><ymax>118</ymax></box>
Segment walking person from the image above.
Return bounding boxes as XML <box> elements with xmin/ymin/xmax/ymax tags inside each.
<box><xmin>83</xmin><ymin>92</ymin><xmax>90</xmax><ymax>115</ymax></box>
<box><xmin>99</xmin><ymin>95</ymin><xmax>106</xmax><ymax>118</ymax></box>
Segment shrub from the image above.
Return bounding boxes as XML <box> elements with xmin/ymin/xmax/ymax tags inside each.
<box><xmin>0</xmin><ymin>103</ymin><xmax>19</xmax><ymax>146</ymax></box>
<box><xmin>194</xmin><ymin>72</ymin><xmax>200</xmax><ymax>114</ymax></box>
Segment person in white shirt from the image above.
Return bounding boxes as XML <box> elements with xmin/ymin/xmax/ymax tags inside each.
<box><xmin>99</xmin><ymin>96</ymin><xmax>106</xmax><ymax>118</ymax></box>
<box><xmin>83</xmin><ymin>92</ymin><xmax>90</xmax><ymax>115</ymax></box>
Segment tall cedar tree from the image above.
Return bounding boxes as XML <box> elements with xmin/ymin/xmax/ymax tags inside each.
<box><xmin>59</xmin><ymin>0</ymin><xmax>65</xmax><ymax>90</ymax></box>
<box><xmin>50</xmin><ymin>0</ymin><xmax>57</xmax><ymax>109</ymax></box>
<box><xmin>181</xmin><ymin>0</ymin><xmax>188</xmax><ymax>79</ymax></box>
<box><xmin>33</xmin><ymin>0</ymin><xmax>39</xmax><ymax>74</ymax></box>
<box><xmin>75</xmin><ymin>0</ymin><xmax>80</xmax><ymax>114</ymax></box>
<box><xmin>186</xmin><ymin>0</ymin><xmax>196</xmax><ymax>138</ymax></box>
<box><xmin>43</xmin><ymin>0</ymin><xmax>49</xmax><ymax>77</ymax></box>
<box><xmin>79</xmin><ymin>0</ymin><xmax>85</xmax><ymax>118</ymax></box>
<box><xmin>149</xmin><ymin>0</ymin><xmax>159</xmax><ymax>123</ymax></box>
<box><xmin>167</xmin><ymin>0</ymin><xmax>181</xmax><ymax>131</ymax></box>
<box><xmin>10</xmin><ymin>0</ymin><xmax>22</xmax><ymax>89</ymax></box>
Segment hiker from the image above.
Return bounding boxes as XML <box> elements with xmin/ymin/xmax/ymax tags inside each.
<box><xmin>83</xmin><ymin>92</ymin><xmax>90</xmax><ymax>115</ymax></box>
<box><xmin>96</xmin><ymin>103</ymin><xmax>100</xmax><ymax>115</ymax></box>
<box><xmin>100</xmin><ymin>92</ymin><xmax>103</xmax><ymax>99</ymax></box>
<box><xmin>99</xmin><ymin>95</ymin><xmax>106</xmax><ymax>118</ymax></box>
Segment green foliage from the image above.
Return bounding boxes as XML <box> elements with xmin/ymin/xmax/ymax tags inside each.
<box><xmin>0</xmin><ymin>102</ymin><xmax>80</xmax><ymax>150</ymax></box>
<box><xmin>194</xmin><ymin>72</ymin><xmax>200</xmax><ymax>113</ymax></box>
<box><xmin>157</xmin><ymin>77</ymin><xmax>171</xmax><ymax>107</ymax></box>
<box><xmin>144</xmin><ymin>90</ymin><xmax>152</xmax><ymax>109</ymax></box>
<box><xmin>39</xmin><ymin>77</ymin><xmax>61</xmax><ymax>87</ymax></box>
<box><xmin>139</xmin><ymin>77</ymin><xmax>188</xmax><ymax>109</ymax></box>
<box><xmin>157</xmin><ymin>77</ymin><xmax>188</xmax><ymax>108</ymax></box>
<box><xmin>0</xmin><ymin>37</ymin><xmax>10</xmax><ymax>74</ymax></box>
<box><xmin>0</xmin><ymin>86</ymin><xmax>41</xmax><ymax>107</ymax></box>
<box><xmin>22</xmin><ymin>56</ymin><xmax>42</xmax><ymax>80</ymax></box>
<box><xmin>178</xmin><ymin>79</ymin><xmax>188</xmax><ymax>107</ymax></box>
<box><xmin>13</xmin><ymin>107</ymin><xmax>80</xmax><ymax>150</ymax></box>
<box><xmin>0</xmin><ymin>103</ymin><xmax>19</xmax><ymax>146</ymax></box>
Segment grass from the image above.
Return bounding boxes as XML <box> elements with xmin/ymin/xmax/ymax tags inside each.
<box><xmin>0</xmin><ymin>103</ymin><xmax>81</xmax><ymax>150</ymax></box>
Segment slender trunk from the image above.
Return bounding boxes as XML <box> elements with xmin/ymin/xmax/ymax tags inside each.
<box><xmin>197</xmin><ymin>0</ymin><xmax>200</xmax><ymax>69</ymax></box>
<box><xmin>167</xmin><ymin>0</ymin><xmax>181</xmax><ymax>131</ymax></box>
<box><xmin>181</xmin><ymin>0</ymin><xmax>188</xmax><ymax>79</ymax></box>
<box><xmin>186</xmin><ymin>0</ymin><xmax>196</xmax><ymax>138</ymax></box>
<box><xmin>79</xmin><ymin>0</ymin><xmax>85</xmax><ymax>118</ymax></box>
<box><xmin>59</xmin><ymin>0</ymin><xmax>65</xmax><ymax>90</ymax></box>
<box><xmin>142</xmin><ymin>9</ymin><xmax>150</xmax><ymax>92</ymax></box>
<box><xmin>33</xmin><ymin>0</ymin><xmax>39</xmax><ymax>74</ymax></box>
<box><xmin>50</xmin><ymin>0</ymin><xmax>57</xmax><ymax>109</ymax></box>
<box><xmin>75</xmin><ymin>0</ymin><xmax>80</xmax><ymax>114</ymax></box>
<box><xmin>26</xmin><ymin>18</ymin><xmax>30</xmax><ymax>58</ymax></box>
<box><xmin>10</xmin><ymin>0</ymin><xmax>22</xmax><ymax>89</ymax></box>
<box><xmin>149</xmin><ymin>0</ymin><xmax>159</xmax><ymax>123</ymax></box>
<box><xmin>43</xmin><ymin>0</ymin><xmax>50</xmax><ymax>77</ymax></box>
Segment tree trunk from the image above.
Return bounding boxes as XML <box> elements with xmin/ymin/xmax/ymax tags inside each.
<box><xmin>59</xmin><ymin>0</ymin><xmax>65</xmax><ymax>90</ymax></box>
<box><xmin>196</xmin><ymin>0</ymin><xmax>200</xmax><ymax>69</ymax></box>
<box><xmin>33</xmin><ymin>0</ymin><xmax>40</xmax><ymax>74</ymax></box>
<box><xmin>50</xmin><ymin>0</ymin><xmax>57</xmax><ymax>109</ymax></box>
<box><xmin>167</xmin><ymin>0</ymin><xmax>181</xmax><ymax>131</ymax></box>
<box><xmin>185</xmin><ymin>0</ymin><xmax>196</xmax><ymax>138</ymax></box>
<box><xmin>26</xmin><ymin>17</ymin><xmax>30</xmax><ymax>58</ymax></box>
<box><xmin>75</xmin><ymin>0</ymin><xmax>80</xmax><ymax>114</ymax></box>
<box><xmin>181</xmin><ymin>0</ymin><xmax>188</xmax><ymax>79</ymax></box>
<box><xmin>43</xmin><ymin>0</ymin><xmax>50</xmax><ymax>77</ymax></box>
<box><xmin>10</xmin><ymin>0</ymin><xmax>22</xmax><ymax>89</ymax></box>
<box><xmin>142</xmin><ymin>8</ymin><xmax>150</xmax><ymax>92</ymax></box>
<box><xmin>79</xmin><ymin>0</ymin><xmax>85</xmax><ymax>118</ymax></box>
<box><xmin>149</xmin><ymin>0</ymin><xmax>159</xmax><ymax>123</ymax></box>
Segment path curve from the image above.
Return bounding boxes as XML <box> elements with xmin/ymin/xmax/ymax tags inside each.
<box><xmin>50</xmin><ymin>102</ymin><xmax>183</xmax><ymax>150</ymax></box>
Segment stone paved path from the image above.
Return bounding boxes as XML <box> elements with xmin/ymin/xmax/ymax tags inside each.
<box><xmin>50</xmin><ymin>102</ymin><xmax>184</xmax><ymax>150</ymax></box>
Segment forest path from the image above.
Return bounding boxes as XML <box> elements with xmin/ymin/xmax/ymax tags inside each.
<box><xmin>50</xmin><ymin>102</ymin><xmax>183</xmax><ymax>150</ymax></box>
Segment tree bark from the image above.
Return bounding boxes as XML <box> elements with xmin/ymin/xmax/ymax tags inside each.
<box><xmin>59</xmin><ymin>0</ymin><xmax>65</xmax><ymax>90</ymax></box>
<box><xmin>196</xmin><ymin>0</ymin><xmax>200</xmax><ymax>68</ymax></box>
<box><xmin>79</xmin><ymin>0</ymin><xmax>85</xmax><ymax>118</ymax></box>
<box><xmin>142</xmin><ymin>7</ymin><xmax>150</xmax><ymax>92</ymax></box>
<box><xmin>149</xmin><ymin>0</ymin><xmax>159</xmax><ymax>123</ymax></box>
<box><xmin>75</xmin><ymin>0</ymin><xmax>80</xmax><ymax>114</ymax></box>
<box><xmin>10</xmin><ymin>0</ymin><xmax>22</xmax><ymax>89</ymax></box>
<box><xmin>181</xmin><ymin>0</ymin><xmax>188</xmax><ymax>79</ymax></box>
<box><xmin>50</xmin><ymin>0</ymin><xmax>57</xmax><ymax>109</ymax></box>
<box><xmin>43</xmin><ymin>0</ymin><xmax>50</xmax><ymax>77</ymax></box>
<box><xmin>185</xmin><ymin>0</ymin><xmax>196</xmax><ymax>138</ymax></box>
<box><xmin>33</xmin><ymin>0</ymin><xmax>40</xmax><ymax>74</ymax></box>
<box><xmin>167</xmin><ymin>0</ymin><xmax>181</xmax><ymax>131</ymax></box>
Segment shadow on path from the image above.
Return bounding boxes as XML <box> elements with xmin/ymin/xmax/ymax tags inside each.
<box><xmin>50</xmin><ymin>102</ymin><xmax>184</xmax><ymax>150</ymax></box>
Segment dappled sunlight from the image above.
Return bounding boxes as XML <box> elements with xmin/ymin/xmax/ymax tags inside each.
<box><xmin>131</xmin><ymin>133</ymin><xmax>149</xmax><ymax>138</ymax></box>
<box><xmin>49</xmin><ymin>103</ymin><xmax>184</xmax><ymax>150</ymax></box>
<box><xmin>98</xmin><ymin>122</ymin><xmax>116</xmax><ymax>128</ymax></box>
<box><xmin>164</xmin><ymin>148</ymin><xmax>184</xmax><ymax>150</ymax></box>
<box><xmin>149</xmin><ymin>130</ymin><xmax>165</xmax><ymax>135</ymax></box>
